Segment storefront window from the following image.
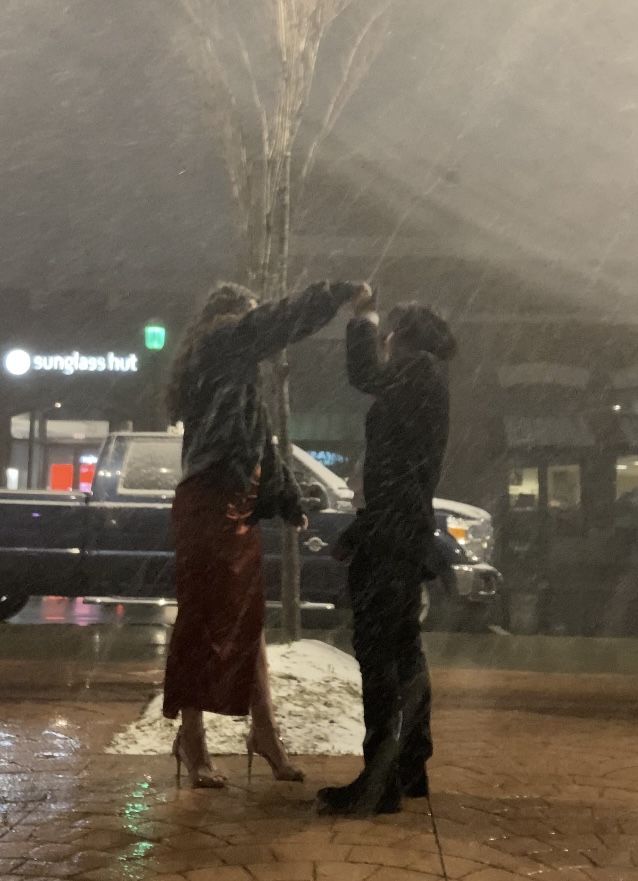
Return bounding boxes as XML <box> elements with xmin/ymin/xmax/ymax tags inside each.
<box><xmin>508</xmin><ymin>467</ymin><xmax>539</xmax><ymax>509</ymax></box>
<box><xmin>615</xmin><ymin>456</ymin><xmax>638</xmax><ymax>500</ymax></box>
<box><xmin>548</xmin><ymin>464</ymin><xmax>581</xmax><ymax>510</ymax></box>
<box><xmin>8</xmin><ymin>415</ymin><xmax>108</xmax><ymax>490</ymax></box>
<box><xmin>508</xmin><ymin>464</ymin><xmax>582</xmax><ymax>539</ymax></box>
<box><xmin>49</xmin><ymin>462</ymin><xmax>74</xmax><ymax>491</ymax></box>
<box><xmin>548</xmin><ymin>464</ymin><xmax>582</xmax><ymax>536</ymax></box>
<box><xmin>79</xmin><ymin>455</ymin><xmax>98</xmax><ymax>493</ymax></box>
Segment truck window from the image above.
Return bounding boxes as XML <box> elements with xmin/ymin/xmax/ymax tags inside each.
<box><xmin>119</xmin><ymin>439</ymin><xmax>182</xmax><ymax>493</ymax></box>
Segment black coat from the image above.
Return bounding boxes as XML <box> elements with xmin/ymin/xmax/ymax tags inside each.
<box><xmin>179</xmin><ymin>282</ymin><xmax>353</xmax><ymax>525</ymax></box>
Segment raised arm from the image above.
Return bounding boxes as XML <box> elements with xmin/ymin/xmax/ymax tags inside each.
<box><xmin>223</xmin><ymin>281</ymin><xmax>358</xmax><ymax>363</ymax></box>
<box><xmin>346</xmin><ymin>313</ymin><xmax>386</xmax><ymax>395</ymax></box>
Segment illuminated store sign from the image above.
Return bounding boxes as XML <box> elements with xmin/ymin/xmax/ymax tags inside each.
<box><xmin>144</xmin><ymin>323</ymin><xmax>166</xmax><ymax>351</ymax></box>
<box><xmin>3</xmin><ymin>348</ymin><xmax>139</xmax><ymax>377</ymax></box>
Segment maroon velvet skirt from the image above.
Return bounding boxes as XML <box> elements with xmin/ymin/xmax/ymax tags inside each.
<box><xmin>163</xmin><ymin>469</ymin><xmax>264</xmax><ymax>718</ymax></box>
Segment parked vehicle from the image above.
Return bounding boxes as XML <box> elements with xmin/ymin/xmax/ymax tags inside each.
<box><xmin>0</xmin><ymin>432</ymin><xmax>504</xmax><ymax>628</ymax></box>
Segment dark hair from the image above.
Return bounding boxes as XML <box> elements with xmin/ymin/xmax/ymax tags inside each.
<box><xmin>166</xmin><ymin>282</ymin><xmax>258</xmax><ymax>423</ymax></box>
<box><xmin>201</xmin><ymin>283</ymin><xmax>256</xmax><ymax>320</ymax></box>
<box><xmin>387</xmin><ymin>302</ymin><xmax>457</xmax><ymax>361</ymax></box>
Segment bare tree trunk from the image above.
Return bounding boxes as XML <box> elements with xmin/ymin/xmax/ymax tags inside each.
<box><xmin>275</xmin><ymin>151</ymin><xmax>301</xmax><ymax>641</ymax></box>
<box><xmin>277</xmin><ymin>362</ymin><xmax>301</xmax><ymax>642</ymax></box>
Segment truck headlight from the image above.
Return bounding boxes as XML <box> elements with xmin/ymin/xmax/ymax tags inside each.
<box><xmin>447</xmin><ymin>516</ymin><xmax>494</xmax><ymax>563</ymax></box>
<box><xmin>446</xmin><ymin>517</ymin><xmax>468</xmax><ymax>544</ymax></box>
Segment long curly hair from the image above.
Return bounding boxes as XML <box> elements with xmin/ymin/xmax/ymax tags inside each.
<box><xmin>166</xmin><ymin>282</ymin><xmax>258</xmax><ymax>423</ymax></box>
<box><xmin>387</xmin><ymin>302</ymin><xmax>457</xmax><ymax>361</ymax></box>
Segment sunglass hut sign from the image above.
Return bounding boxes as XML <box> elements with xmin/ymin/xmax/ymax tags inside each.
<box><xmin>3</xmin><ymin>348</ymin><xmax>139</xmax><ymax>377</ymax></box>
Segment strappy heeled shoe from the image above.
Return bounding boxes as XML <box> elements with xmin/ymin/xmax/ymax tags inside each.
<box><xmin>246</xmin><ymin>728</ymin><xmax>305</xmax><ymax>783</ymax></box>
<box><xmin>172</xmin><ymin>726</ymin><xmax>227</xmax><ymax>789</ymax></box>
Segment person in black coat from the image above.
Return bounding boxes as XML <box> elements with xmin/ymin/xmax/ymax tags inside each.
<box><xmin>318</xmin><ymin>288</ymin><xmax>457</xmax><ymax>815</ymax></box>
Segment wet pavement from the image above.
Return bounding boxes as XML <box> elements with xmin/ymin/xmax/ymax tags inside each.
<box><xmin>1</xmin><ymin>599</ymin><xmax>638</xmax><ymax>879</ymax></box>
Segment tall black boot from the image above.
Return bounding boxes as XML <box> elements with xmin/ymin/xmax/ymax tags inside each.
<box><xmin>397</xmin><ymin>668</ymin><xmax>432</xmax><ymax>800</ymax></box>
<box><xmin>317</xmin><ymin>769</ymin><xmax>401</xmax><ymax>816</ymax></box>
<box><xmin>400</xmin><ymin>766</ymin><xmax>429</xmax><ymax>798</ymax></box>
<box><xmin>317</xmin><ymin>730</ymin><xmax>402</xmax><ymax>816</ymax></box>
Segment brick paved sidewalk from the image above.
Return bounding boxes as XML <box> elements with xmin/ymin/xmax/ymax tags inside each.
<box><xmin>1</xmin><ymin>667</ymin><xmax>637</xmax><ymax>881</ymax></box>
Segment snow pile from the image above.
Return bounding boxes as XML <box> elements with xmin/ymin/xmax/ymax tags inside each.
<box><xmin>107</xmin><ymin>640</ymin><xmax>364</xmax><ymax>755</ymax></box>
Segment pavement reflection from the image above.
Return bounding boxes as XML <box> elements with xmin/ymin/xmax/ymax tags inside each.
<box><xmin>4</xmin><ymin>598</ymin><xmax>638</xmax><ymax>679</ymax></box>
<box><xmin>9</xmin><ymin>595</ymin><xmax>178</xmax><ymax>627</ymax></box>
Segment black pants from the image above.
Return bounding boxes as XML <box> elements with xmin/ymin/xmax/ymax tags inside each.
<box><xmin>349</xmin><ymin>544</ymin><xmax>433</xmax><ymax>795</ymax></box>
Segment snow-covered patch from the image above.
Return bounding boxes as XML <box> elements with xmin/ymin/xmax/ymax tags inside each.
<box><xmin>107</xmin><ymin>640</ymin><xmax>364</xmax><ymax>756</ymax></box>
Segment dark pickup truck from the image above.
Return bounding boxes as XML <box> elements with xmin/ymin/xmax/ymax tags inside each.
<box><xmin>0</xmin><ymin>432</ymin><xmax>503</xmax><ymax>627</ymax></box>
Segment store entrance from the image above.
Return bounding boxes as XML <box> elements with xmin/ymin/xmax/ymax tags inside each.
<box><xmin>8</xmin><ymin>413</ymin><xmax>109</xmax><ymax>492</ymax></box>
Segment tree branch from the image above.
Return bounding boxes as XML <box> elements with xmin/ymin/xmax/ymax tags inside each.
<box><xmin>299</xmin><ymin>0</ymin><xmax>392</xmax><ymax>188</ymax></box>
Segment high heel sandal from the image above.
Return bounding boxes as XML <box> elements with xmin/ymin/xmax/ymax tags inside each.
<box><xmin>172</xmin><ymin>726</ymin><xmax>227</xmax><ymax>789</ymax></box>
<box><xmin>246</xmin><ymin>729</ymin><xmax>305</xmax><ymax>783</ymax></box>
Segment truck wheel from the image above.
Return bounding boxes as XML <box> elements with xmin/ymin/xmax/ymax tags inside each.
<box><xmin>0</xmin><ymin>588</ymin><xmax>29</xmax><ymax>621</ymax></box>
<box><xmin>457</xmin><ymin>603</ymin><xmax>492</xmax><ymax>633</ymax></box>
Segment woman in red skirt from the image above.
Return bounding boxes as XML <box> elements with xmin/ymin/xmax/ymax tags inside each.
<box><xmin>163</xmin><ymin>279</ymin><xmax>363</xmax><ymax>787</ymax></box>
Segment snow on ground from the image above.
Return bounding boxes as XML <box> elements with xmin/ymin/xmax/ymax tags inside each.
<box><xmin>107</xmin><ymin>640</ymin><xmax>364</xmax><ymax>756</ymax></box>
